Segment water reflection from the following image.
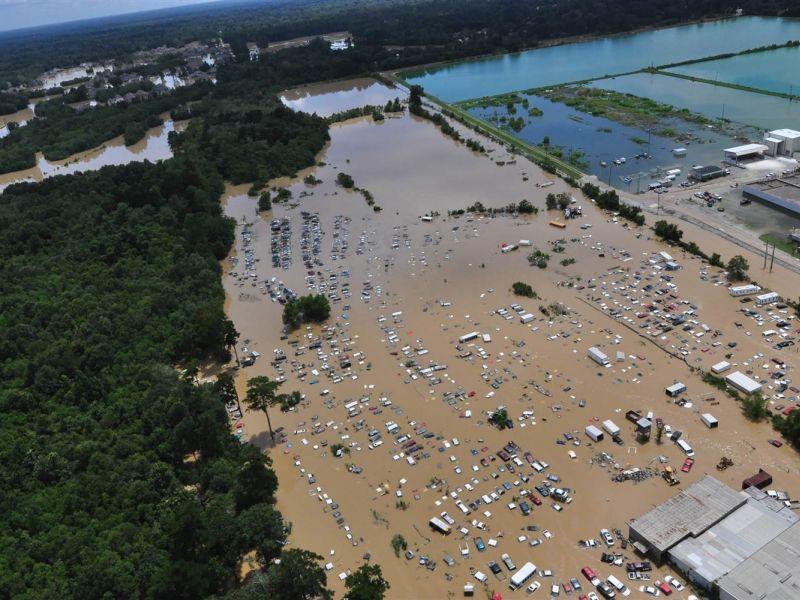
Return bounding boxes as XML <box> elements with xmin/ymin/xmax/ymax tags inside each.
<box><xmin>280</xmin><ymin>78</ymin><xmax>406</xmax><ymax>117</ymax></box>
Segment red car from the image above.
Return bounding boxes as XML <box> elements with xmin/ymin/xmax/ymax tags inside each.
<box><xmin>531</xmin><ymin>495</ymin><xmax>543</xmax><ymax>506</ymax></box>
<box><xmin>563</xmin><ymin>582</ymin><xmax>573</xmax><ymax>593</ymax></box>
<box><xmin>657</xmin><ymin>581</ymin><xmax>672</xmax><ymax>595</ymax></box>
<box><xmin>581</xmin><ymin>566</ymin><xmax>597</xmax><ymax>581</ymax></box>
<box><xmin>769</xmin><ymin>439</ymin><xmax>783</xmax><ymax>448</ymax></box>
<box><xmin>681</xmin><ymin>458</ymin><xmax>694</xmax><ymax>473</ymax></box>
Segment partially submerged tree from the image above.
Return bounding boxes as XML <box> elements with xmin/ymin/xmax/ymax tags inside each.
<box><xmin>244</xmin><ymin>376</ymin><xmax>282</xmax><ymax>441</ymax></box>
<box><xmin>345</xmin><ymin>564</ymin><xmax>390</xmax><ymax>600</ymax></box>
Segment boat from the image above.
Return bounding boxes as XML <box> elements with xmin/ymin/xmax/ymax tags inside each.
<box><xmin>740</xmin><ymin>198</ymin><xmax>751</xmax><ymax>206</ymax></box>
<box><xmin>600</xmin><ymin>161</ymin><xmax>607</xmax><ymax>167</ymax></box>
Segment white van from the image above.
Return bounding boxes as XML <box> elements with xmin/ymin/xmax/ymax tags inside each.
<box><xmin>606</xmin><ymin>574</ymin><xmax>630</xmax><ymax>596</ymax></box>
<box><xmin>677</xmin><ymin>438</ymin><xmax>695</xmax><ymax>457</ymax></box>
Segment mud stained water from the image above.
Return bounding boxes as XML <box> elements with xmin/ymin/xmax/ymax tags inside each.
<box><xmin>0</xmin><ymin>118</ymin><xmax>186</xmax><ymax>192</ymax></box>
<box><xmin>221</xmin><ymin>102</ymin><xmax>800</xmax><ymax>598</ymax></box>
<box><xmin>280</xmin><ymin>78</ymin><xmax>407</xmax><ymax>117</ymax></box>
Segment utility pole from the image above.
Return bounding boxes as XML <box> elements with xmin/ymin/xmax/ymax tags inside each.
<box><xmin>770</xmin><ymin>244</ymin><xmax>775</xmax><ymax>272</ymax></box>
<box><xmin>763</xmin><ymin>241</ymin><xmax>768</xmax><ymax>269</ymax></box>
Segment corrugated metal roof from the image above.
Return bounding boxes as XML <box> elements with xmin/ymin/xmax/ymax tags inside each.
<box><xmin>630</xmin><ymin>476</ymin><xmax>745</xmax><ymax>552</ymax></box>
<box><xmin>669</xmin><ymin>491</ymin><xmax>798</xmax><ymax>586</ymax></box>
<box><xmin>719</xmin><ymin>521</ymin><xmax>800</xmax><ymax>600</ymax></box>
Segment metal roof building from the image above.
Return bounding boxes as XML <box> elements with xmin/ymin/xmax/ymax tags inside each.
<box><xmin>628</xmin><ymin>476</ymin><xmax>746</xmax><ymax>561</ymax></box>
<box><xmin>668</xmin><ymin>488</ymin><xmax>798</xmax><ymax>589</ymax></box>
<box><xmin>718</xmin><ymin>520</ymin><xmax>800</xmax><ymax>600</ymax></box>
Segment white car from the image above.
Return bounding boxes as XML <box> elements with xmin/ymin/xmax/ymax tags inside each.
<box><xmin>526</xmin><ymin>581</ymin><xmax>541</xmax><ymax>593</ymax></box>
<box><xmin>665</xmin><ymin>575</ymin><xmax>685</xmax><ymax>591</ymax></box>
<box><xmin>587</xmin><ymin>594</ymin><xmax>599</xmax><ymax>600</ymax></box>
<box><xmin>639</xmin><ymin>585</ymin><xmax>660</xmax><ymax>596</ymax></box>
<box><xmin>600</xmin><ymin>528</ymin><xmax>615</xmax><ymax>546</ymax></box>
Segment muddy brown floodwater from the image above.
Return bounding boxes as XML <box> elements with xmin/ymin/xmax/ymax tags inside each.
<box><xmin>221</xmin><ymin>79</ymin><xmax>800</xmax><ymax>599</ymax></box>
<box><xmin>0</xmin><ymin>117</ymin><xmax>186</xmax><ymax>192</ymax></box>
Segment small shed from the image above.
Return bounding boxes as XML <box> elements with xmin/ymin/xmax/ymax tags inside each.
<box><xmin>742</xmin><ymin>469</ymin><xmax>772</xmax><ymax>490</ymax></box>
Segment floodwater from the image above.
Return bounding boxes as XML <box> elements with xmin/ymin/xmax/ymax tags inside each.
<box><xmin>465</xmin><ymin>92</ymin><xmax>746</xmax><ymax>192</ymax></box>
<box><xmin>404</xmin><ymin>17</ymin><xmax>800</xmax><ymax>102</ymax></box>
<box><xmin>0</xmin><ymin>106</ymin><xmax>32</xmax><ymax>138</ymax></box>
<box><xmin>667</xmin><ymin>45</ymin><xmax>800</xmax><ymax>95</ymax></box>
<box><xmin>0</xmin><ymin>118</ymin><xmax>185</xmax><ymax>192</ymax></box>
<box><xmin>280</xmin><ymin>78</ymin><xmax>407</xmax><ymax>117</ymax></box>
<box><xmin>34</xmin><ymin>63</ymin><xmax>113</xmax><ymax>89</ymax></box>
<box><xmin>220</xmin><ymin>83</ymin><xmax>800</xmax><ymax>598</ymax></box>
<box><xmin>590</xmin><ymin>72</ymin><xmax>800</xmax><ymax>132</ymax></box>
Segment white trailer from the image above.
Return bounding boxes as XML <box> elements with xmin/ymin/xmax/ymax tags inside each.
<box><xmin>459</xmin><ymin>332</ymin><xmax>480</xmax><ymax>343</ymax></box>
<box><xmin>587</xmin><ymin>347</ymin><xmax>610</xmax><ymax>366</ymax></box>
<box><xmin>520</xmin><ymin>313</ymin><xmax>535</xmax><ymax>324</ymax></box>
<box><xmin>429</xmin><ymin>516</ymin><xmax>452</xmax><ymax>535</ymax></box>
<box><xmin>711</xmin><ymin>361</ymin><xmax>731</xmax><ymax>374</ymax></box>
<box><xmin>602</xmin><ymin>419</ymin><xmax>621</xmax><ymax>436</ymax></box>
<box><xmin>701</xmin><ymin>413</ymin><xmax>719</xmax><ymax>429</ymax></box>
<box><xmin>665</xmin><ymin>382</ymin><xmax>687</xmax><ymax>397</ymax></box>
<box><xmin>729</xmin><ymin>284</ymin><xmax>762</xmax><ymax>297</ymax></box>
<box><xmin>585</xmin><ymin>425</ymin><xmax>604</xmax><ymax>442</ymax></box>
<box><xmin>755</xmin><ymin>291</ymin><xmax>780</xmax><ymax>306</ymax></box>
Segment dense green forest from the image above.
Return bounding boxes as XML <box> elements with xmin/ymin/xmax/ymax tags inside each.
<box><xmin>0</xmin><ymin>0</ymin><xmax>797</xmax><ymax>84</ymax></box>
<box><xmin>0</xmin><ymin>43</ymin><xmax>339</xmax><ymax>594</ymax></box>
<box><xmin>169</xmin><ymin>74</ymin><xmax>330</xmax><ymax>184</ymax></box>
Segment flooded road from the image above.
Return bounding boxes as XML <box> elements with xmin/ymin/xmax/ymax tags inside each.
<box><xmin>221</xmin><ymin>81</ymin><xmax>800</xmax><ymax>599</ymax></box>
<box><xmin>0</xmin><ymin>118</ymin><xmax>186</xmax><ymax>192</ymax></box>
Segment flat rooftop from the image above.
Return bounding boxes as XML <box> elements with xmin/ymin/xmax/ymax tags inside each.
<box><xmin>718</xmin><ymin>520</ymin><xmax>800</xmax><ymax>600</ymax></box>
<box><xmin>630</xmin><ymin>475</ymin><xmax>746</xmax><ymax>553</ymax></box>
<box><xmin>669</xmin><ymin>488</ymin><xmax>798</xmax><ymax>586</ymax></box>
<box><xmin>743</xmin><ymin>174</ymin><xmax>800</xmax><ymax>217</ymax></box>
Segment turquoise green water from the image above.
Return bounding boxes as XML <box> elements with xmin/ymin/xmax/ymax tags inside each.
<box><xmin>667</xmin><ymin>45</ymin><xmax>800</xmax><ymax>95</ymax></box>
<box><xmin>589</xmin><ymin>72</ymin><xmax>800</xmax><ymax>131</ymax></box>
<box><xmin>404</xmin><ymin>17</ymin><xmax>800</xmax><ymax>102</ymax></box>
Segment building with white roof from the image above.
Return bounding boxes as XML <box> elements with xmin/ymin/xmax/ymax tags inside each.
<box><xmin>725</xmin><ymin>371</ymin><xmax>762</xmax><ymax>395</ymax></box>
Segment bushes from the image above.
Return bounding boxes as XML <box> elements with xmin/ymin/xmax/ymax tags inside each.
<box><xmin>512</xmin><ymin>282</ymin><xmax>538</xmax><ymax>298</ymax></box>
<box><xmin>580</xmin><ymin>182</ymin><xmax>645</xmax><ymax>225</ymax></box>
<box><xmin>528</xmin><ymin>249</ymin><xmax>550</xmax><ymax>268</ymax></box>
<box><xmin>258</xmin><ymin>191</ymin><xmax>272</xmax><ymax>212</ymax></box>
<box><xmin>336</xmin><ymin>172</ymin><xmax>355</xmax><ymax>188</ymax></box>
<box><xmin>654</xmin><ymin>220</ymin><xmax>683</xmax><ymax>242</ymax></box>
<box><xmin>489</xmin><ymin>408</ymin><xmax>513</xmax><ymax>429</ymax></box>
<box><xmin>727</xmin><ymin>255</ymin><xmax>749</xmax><ymax>281</ymax></box>
<box><xmin>282</xmin><ymin>294</ymin><xmax>331</xmax><ymax>330</ymax></box>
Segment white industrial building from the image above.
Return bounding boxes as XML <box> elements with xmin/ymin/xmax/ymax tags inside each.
<box><xmin>724</xmin><ymin>143</ymin><xmax>769</xmax><ymax>165</ymax></box>
<box><xmin>763</xmin><ymin>128</ymin><xmax>800</xmax><ymax>157</ymax></box>
<box><xmin>726</xmin><ymin>371</ymin><xmax>762</xmax><ymax>395</ymax></box>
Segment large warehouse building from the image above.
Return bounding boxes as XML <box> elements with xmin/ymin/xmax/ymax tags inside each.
<box><xmin>629</xmin><ymin>477</ymin><xmax>798</xmax><ymax>593</ymax></box>
<box><xmin>669</xmin><ymin>488</ymin><xmax>798</xmax><ymax>589</ymax></box>
<box><xmin>718</xmin><ymin>521</ymin><xmax>800</xmax><ymax>600</ymax></box>
<box><xmin>628</xmin><ymin>476</ymin><xmax>745</xmax><ymax>562</ymax></box>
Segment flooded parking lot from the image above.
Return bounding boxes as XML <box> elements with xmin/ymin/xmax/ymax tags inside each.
<box><xmin>219</xmin><ymin>79</ymin><xmax>800</xmax><ymax>598</ymax></box>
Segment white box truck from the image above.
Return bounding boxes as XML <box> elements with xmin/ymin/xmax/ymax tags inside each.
<box><xmin>585</xmin><ymin>425</ymin><xmax>604</xmax><ymax>442</ymax></box>
<box><xmin>588</xmin><ymin>347</ymin><xmax>610</xmax><ymax>366</ymax></box>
